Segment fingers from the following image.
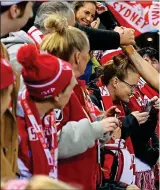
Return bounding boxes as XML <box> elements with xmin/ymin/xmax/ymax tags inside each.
<box><xmin>132</xmin><ymin>111</ymin><xmax>149</xmax><ymax>117</ymax></box>
<box><xmin>154</xmin><ymin>104</ymin><xmax>159</xmax><ymax>110</ymax></box>
<box><xmin>152</xmin><ymin>97</ymin><xmax>159</xmax><ymax>109</ymax></box>
<box><xmin>127</xmin><ymin>185</ymin><xmax>140</xmax><ymax>190</ymax></box>
<box><xmin>106</xmin><ymin>106</ymin><xmax>121</xmax><ymax>117</ymax></box>
<box><xmin>91</xmin><ymin>18</ymin><xmax>100</xmax><ymax>29</ymax></box>
<box><xmin>106</xmin><ymin>117</ymin><xmax>119</xmax><ymax>128</ymax></box>
<box><xmin>115</xmin><ymin>108</ymin><xmax>121</xmax><ymax>114</ymax></box>
<box><xmin>137</xmin><ymin>112</ymin><xmax>149</xmax><ymax>117</ymax></box>
<box><xmin>151</xmin><ymin>96</ymin><xmax>158</xmax><ymax>102</ymax></box>
<box><xmin>104</xmin><ymin>126</ymin><xmax>115</xmax><ymax>133</ymax></box>
<box><xmin>106</xmin><ymin>106</ymin><xmax>117</xmax><ymax>116</ymax></box>
<box><xmin>119</xmin><ymin>28</ymin><xmax>135</xmax><ymax>45</ymax></box>
<box><xmin>101</xmin><ymin>117</ymin><xmax>119</xmax><ymax>133</ymax></box>
<box><xmin>131</xmin><ymin>111</ymin><xmax>149</xmax><ymax>124</ymax></box>
<box><xmin>139</xmin><ymin>117</ymin><xmax>149</xmax><ymax>124</ymax></box>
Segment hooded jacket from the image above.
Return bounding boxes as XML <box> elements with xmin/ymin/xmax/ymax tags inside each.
<box><xmin>1</xmin><ymin>30</ymin><xmax>35</xmax><ymax>74</ymax></box>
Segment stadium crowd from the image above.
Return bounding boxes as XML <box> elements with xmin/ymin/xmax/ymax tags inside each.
<box><xmin>0</xmin><ymin>1</ymin><xmax>159</xmax><ymax>190</ymax></box>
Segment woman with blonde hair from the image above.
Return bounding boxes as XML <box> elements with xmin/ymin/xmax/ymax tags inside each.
<box><xmin>1</xmin><ymin>175</ymin><xmax>78</xmax><ymax>190</ymax></box>
<box><xmin>25</xmin><ymin>175</ymin><xmax>78</xmax><ymax>190</ymax></box>
<box><xmin>40</xmin><ymin>14</ymin><xmax>119</xmax><ymax>190</ymax></box>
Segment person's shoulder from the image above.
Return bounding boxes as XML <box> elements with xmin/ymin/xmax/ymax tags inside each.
<box><xmin>1</xmin><ymin>30</ymin><xmax>35</xmax><ymax>48</ymax></box>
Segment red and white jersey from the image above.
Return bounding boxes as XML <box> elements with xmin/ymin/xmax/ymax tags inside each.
<box><xmin>27</xmin><ymin>26</ymin><xmax>44</xmax><ymax>47</ymax></box>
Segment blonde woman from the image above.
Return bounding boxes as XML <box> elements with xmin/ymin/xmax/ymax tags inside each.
<box><xmin>1</xmin><ymin>175</ymin><xmax>78</xmax><ymax>190</ymax></box>
<box><xmin>40</xmin><ymin>14</ymin><xmax>119</xmax><ymax>190</ymax></box>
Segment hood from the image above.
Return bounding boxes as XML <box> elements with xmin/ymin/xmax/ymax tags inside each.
<box><xmin>1</xmin><ymin>30</ymin><xmax>35</xmax><ymax>48</ymax></box>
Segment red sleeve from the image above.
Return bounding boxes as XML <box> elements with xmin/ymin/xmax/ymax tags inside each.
<box><xmin>17</xmin><ymin>116</ymin><xmax>31</xmax><ymax>171</ymax></box>
<box><xmin>57</xmin><ymin>92</ymin><xmax>86</xmax><ymax>131</ymax></box>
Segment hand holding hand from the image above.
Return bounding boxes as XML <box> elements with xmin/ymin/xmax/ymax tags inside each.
<box><xmin>114</xmin><ymin>26</ymin><xmax>135</xmax><ymax>45</ymax></box>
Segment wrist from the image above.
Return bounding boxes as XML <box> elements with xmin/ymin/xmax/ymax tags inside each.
<box><xmin>123</xmin><ymin>45</ymin><xmax>135</xmax><ymax>55</ymax></box>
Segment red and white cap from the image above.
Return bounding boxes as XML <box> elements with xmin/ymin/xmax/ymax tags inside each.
<box><xmin>17</xmin><ymin>44</ymin><xmax>73</xmax><ymax>100</ymax></box>
<box><xmin>1</xmin><ymin>57</ymin><xmax>14</xmax><ymax>90</ymax></box>
<box><xmin>100</xmin><ymin>48</ymin><xmax>123</xmax><ymax>65</ymax></box>
<box><xmin>1</xmin><ymin>1</ymin><xmax>24</xmax><ymax>6</ymax></box>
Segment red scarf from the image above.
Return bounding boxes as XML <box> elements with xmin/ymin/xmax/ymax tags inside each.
<box><xmin>20</xmin><ymin>90</ymin><xmax>58</xmax><ymax>178</ymax></box>
<box><xmin>138</xmin><ymin>77</ymin><xmax>159</xmax><ymax>99</ymax></box>
<box><xmin>74</xmin><ymin>80</ymin><xmax>103</xmax><ymax>186</ymax></box>
<box><xmin>74</xmin><ymin>80</ymin><xmax>102</xmax><ymax>122</ymax></box>
<box><xmin>129</xmin><ymin>77</ymin><xmax>159</xmax><ymax>135</ymax></box>
<box><xmin>128</xmin><ymin>77</ymin><xmax>159</xmax><ymax>112</ymax></box>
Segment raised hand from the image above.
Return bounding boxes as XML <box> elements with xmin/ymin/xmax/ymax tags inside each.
<box><xmin>96</xmin><ymin>2</ymin><xmax>108</xmax><ymax>15</ymax></box>
<box><xmin>91</xmin><ymin>17</ymin><xmax>100</xmax><ymax>29</ymax></box>
<box><xmin>131</xmin><ymin>111</ymin><xmax>149</xmax><ymax>125</ymax></box>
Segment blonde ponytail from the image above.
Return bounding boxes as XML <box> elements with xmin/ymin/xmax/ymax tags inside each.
<box><xmin>41</xmin><ymin>14</ymin><xmax>89</xmax><ymax>62</ymax></box>
<box><xmin>44</xmin><ymin>14</ymin><xmax>68</xmax><ymax>35</ymax></box>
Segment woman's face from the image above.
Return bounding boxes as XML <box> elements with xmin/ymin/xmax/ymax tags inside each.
<box><xmin>69</xmin><ymin>46</ymin><xmax>90</xmax><ymax>78</ymax></box>
<box><xmin>143</xmin><ymin>56</ymin><xmax>159</xmax><ymax>72</ymax></box>
<box><xmin>1</xmin><ymin>84</ymin><xmax>13</xmax><ymax>116</ymax></box>
<box><xmin>114</xmin><ymin>69</ymin><xmax>139</xmax><ymax>103</ymax></box>
<box><xmin>54</xmin><ymin>75</ymin><xmax>77</xmax><ymax>109</ymax></box>
<box><xmin>77</xmin><ymin>49</ymin><xmax>90</xmax><ymax>77</ymax></box>
<box><xmin>75</xmin><ymin>2</ymin><xmax>96</xmax><ymax>26</ymax></box>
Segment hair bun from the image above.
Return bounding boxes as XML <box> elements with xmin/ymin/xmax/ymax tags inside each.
<box><xmin>44</xmin><ymin>14</ymin><xmax>68</xmax><ymax>35</ymax></box>
<box><xmin>113</xmin><ymin>53</ymin><xmax>128</xmax><ymax>66</ymax></box>
<box><xmin>17</xmin><ymin>44</ymin><xmax>38</xmax><ymax>68</ymax></box>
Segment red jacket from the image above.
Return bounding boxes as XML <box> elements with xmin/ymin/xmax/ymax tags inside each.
<box><xmin>58</xmin><ymin>90</ymin><xmax>98</xmax><ymax>190</ymax></box>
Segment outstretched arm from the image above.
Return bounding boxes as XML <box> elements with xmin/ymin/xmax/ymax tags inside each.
<box><xmin>124</xmin><ymin>45</ymin><xmax>159</xmax><ymax>92</ymax></box>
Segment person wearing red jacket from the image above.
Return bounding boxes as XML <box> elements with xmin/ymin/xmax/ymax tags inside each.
<box><xmin>16</xmin><ymin>44</ymin><xmax>76</xmax><ymax>178</ymax></box>
<box><xmin>40</xmin><ymin>14</ymin><xmax>119</xmax><ymax>190</ymax></box>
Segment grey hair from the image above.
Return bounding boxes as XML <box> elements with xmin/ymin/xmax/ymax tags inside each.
<box><xmin>34</xmin><ymin>1</ymin><xmax>74</xmax><ymax>34</ymax></box>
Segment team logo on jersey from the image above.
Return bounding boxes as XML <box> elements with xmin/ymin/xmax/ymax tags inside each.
<box><xmin>54</xmin><ymin>109</ymin><xmax>63</xmax><ymax>122</ymax></box>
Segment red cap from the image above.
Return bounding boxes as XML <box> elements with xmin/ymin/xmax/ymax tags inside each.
<box><xmin>17</xmin><ymin>44</ymin><xmax>73</xmax><ymax>100</ymax></box>
<box><xmin>1</xmin><ymin>58</ymin><xmax>14</xmax><ymax>90</ymax></box>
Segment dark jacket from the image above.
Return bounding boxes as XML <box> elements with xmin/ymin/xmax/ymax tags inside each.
<box><xmin>99</xmin><ymin>11</ymin><xmax>118</xmax><ymax>30</ymax></box>
<box><xmin>97</xmin><ymin>182</ymin><xmax>127</xmax><ymax>190</ymax></box>
<box><xmin>76</xmin><ymin>22</ymin><xmax>120</xmax><ymax>50</ymax></box>
<box><xmin>129</xmin><ymin>108</ymin><xmax>159</xmax><ymax>167</ymax></box>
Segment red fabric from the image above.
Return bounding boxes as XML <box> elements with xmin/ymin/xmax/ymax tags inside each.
<box><xmin>106</xmin><ymin>2</ymin><xmax>160</xmax><ymax>37</ymax></box>
<box><xmin>0</xmin><ymin>57</ymin><xmax>14</xmax><ymax>90</ymax></box>
<box><xmin>58</xmin><ymin>90</ymin><xmax>98</xmax><ymax>190</ymax></box>
<box><xmin>136</xmin><ymin>78</ymin><xmax>159</xmax><ymax>183</ymax></box>
<box><xmin>129</xmin><ymin>78</ymin><xmax>159</xmax><ymax>135</ymax></box>
<box><xmin>138</xmin><ymin>77</ymin><xmax>159</xmax><ymax>99</ymax></box>
<box><xmin>103</xmin><ymin>154</ymin><xmax>114</xmax><ymax>179</ymax></box>
<box><xmin>100</xmin><ymin>49</ymin><xmax>123</xmax><ymax>65</ymax></box>
<box><xmin>19</xmin><ymin>91</ymin><xmax>55</xmax><ymax>175</ymax></box>
<box><xmin>17</xmin><ymin>44</ymin><xmax>73</xmax><ymax>100</ymax></box>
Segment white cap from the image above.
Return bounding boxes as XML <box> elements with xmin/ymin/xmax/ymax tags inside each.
<box><xmin>1</xmin><ymin>1</ymin><xmax>23</xmax><ymax>6</ymax></box>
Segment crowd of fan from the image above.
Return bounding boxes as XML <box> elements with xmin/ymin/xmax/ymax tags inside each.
<box><xmin>0</xmin><ymin>1</ymin><xmax>159</xmax><ymax>190</ymax></box>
